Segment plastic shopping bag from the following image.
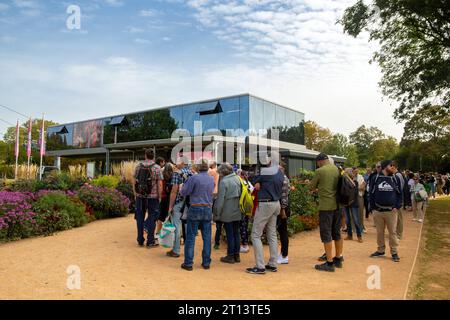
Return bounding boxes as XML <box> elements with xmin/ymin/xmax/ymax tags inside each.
<box><xmin>159</xmin><ymin>219</ymin><xmax>176</xmax><ymax>249</ymax></box>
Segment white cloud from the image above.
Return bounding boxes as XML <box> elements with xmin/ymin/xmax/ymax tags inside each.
<box><xmin>103</xmin><ymin>0</ymin><xmax>124</xmax><ymax>7</ymax></box>
<box><xmin>13</xmin><ymin>0</ymin><xmax>38</xmax><ymax>9</ymax></box>
<box><xmin>134</xmin><ymin>38</ymin><xmax>150</xmax><ymax>44</ymax></box>
<box><xmin>140</xmin><ymin>9</ymin><xmax>157</xmax><ymax>17</ymax></box>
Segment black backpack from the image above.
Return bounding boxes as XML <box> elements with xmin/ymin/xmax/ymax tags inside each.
<box><xmin>135</xmin><ymin>163</ymin><xmax>155</xmax><ymax>197</ymax></box>
<box><xmin>337</xmin><ymin>174</ymin><xmax>357</xmax><ymax>206</ymax></box>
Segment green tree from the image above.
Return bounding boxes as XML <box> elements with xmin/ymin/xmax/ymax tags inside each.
<box><xmin>367</xmin><ymin>137</ymin><xmax>399</xmax><ymax>166</ymax></box>
<box><xmin>1</xmin><ymin>119</ymin><xmax>58</xmax><ymax>165</ymax></box>
<box><xmin>340</xmin><ymin>0</ymin><xmax>450</xmax><ymax>123</ymax></box>
<box><xmin>304</xmin><ymin>120</ymin><xmax>333</xmax><ymax>151</ymax></box>
<box><xmin>398</xmin><ymin>105</ymin><xmax>450</xmax><ymax>171</ymax></box>
<box><xmin>322</xmin><ymin>133</ymin><xmax>360</xmax><ymax>167</ymax></box>
<box><xmin>349</xmin><ymin>125</ymin><xmax>385</xmax><ymax>166</ymax></box>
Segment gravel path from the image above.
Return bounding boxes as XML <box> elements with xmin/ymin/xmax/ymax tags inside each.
<box><xmin>0</xmin><ymin>210</ymin><xmax>422</xmax><ymax>300</ymax></box>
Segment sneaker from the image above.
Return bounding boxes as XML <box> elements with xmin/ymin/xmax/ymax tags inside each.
<box><xmin>362</xmin><ymin>228</ymin><xmax>367</xmax><ymax>234</ymax></box>
<box><xmin>265</xmin><ymin>265</ymin><xmax>278</xmax><ymax>272</ymax></box>
<box><xmin>277</xmin><ymin>255</ymin><xmax>289</xmax><ymax>265</ymax></box>
<box><xmin>220</xmin><ymin>255</ymin><xmax>236</xmax><ymax>264</ymax></box>
<box><xmin>315</xmin><ymin>262</ymin><xmax>335</xmax><ymax>272</ymax></box>
<box><xmin>234</xmin><ymin>254</ymin><xmax>241</xmax><ymax>263</ymax></box>
<box><xmin>418</xmin><ymin>219</ymin><xmax>423</xmax><ymax>223</ymax></box>
<box><xmin>240</xmin><ymin>245</ymin><xmax>250</xmax><ymax>253</ymax></box>
<box><xmin>166</xmin><ymin>250</ymin><xmax>180</xmax><ymax>258</ymax></box>
<box><xmin>370</xmin><ymin>251</ymin><xmax>385</xmax><ymax>258</ymax></box>
<box><xmin>344</xmin><ymin>235</ymin><xmax>353</xmax><ymax>241</ymax></box>
<box><xmin>333</xmin><ymin>257</ymin><xmax>343</xmax><ymax>268</ymax></box>
<box><xmin>318</xmin><ymin>253</ymin><xmax>327</xmax><ymax>261</ymax></box>
<box><xmin>392</xmin><ymin>254</ymin><xmax>400</xmax><ymax>262</ymax></box>
<box><xmin>246</xmin><ymin>267</ymin><xmax>266</xmax><ymax>275</ymax></box>
<box><xmin>146</xmin><ymin>242</ymin><xmax>159</xmax><ymax>249</ymax></box>
<box><xmin>357</xmin><ymin>236</ymin><xmax>363</xmax><ymax>243</ymax></box>
<box><xmin>412</xmin><ymin>218</ymin><xmax>418</xmax><ymax>222</ymax></box>
<box><xmin>138</xmin><ymin>242</ymin><xmax>144</xmax><ymax>247</ymax></box>
<box><xmin>181</xmin><ymin>263</ymin><xmax>193</xmax><ymax>271</ymax></box>
<box><xmin>201</xmin><ymin>264</ymin><xmax>210</xmax><ymax>270</ymax></box>
<box><xmin>214</xmin><ymin>244</ymin><xmax>220</xmax><ymax>250</ymax></box>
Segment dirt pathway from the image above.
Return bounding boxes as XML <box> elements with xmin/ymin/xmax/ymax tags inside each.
<box><xmin>0</xmin><ymin>208</ymin><xmax>424</xmax><ymax>300</ymax></box>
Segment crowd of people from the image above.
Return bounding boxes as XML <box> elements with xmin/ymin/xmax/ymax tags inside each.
<box><xmin>131</xmin><ymin>148</ymin><xmax>448</xmax><ymax>274</ymax></box>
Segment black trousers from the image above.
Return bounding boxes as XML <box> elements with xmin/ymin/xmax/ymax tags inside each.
<box><xmin>277</xmin><ymin>211</ymin><xmax>289</xmax><ymax>258</ymax></box>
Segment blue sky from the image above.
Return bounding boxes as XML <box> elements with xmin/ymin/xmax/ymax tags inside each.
<box><xmin>0</xmin><ymin>0</ymin><xmax>404</xmax><ymax>140</ymax></box>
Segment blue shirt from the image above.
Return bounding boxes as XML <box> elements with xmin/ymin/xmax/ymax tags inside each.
<box><xmin>180</xmin><ymin>172</ymin><xmax>215</xmax><ymax>206</ymax></box>
<box><xmin>253</xmin><ymin>166</ymin><xmax>285</xmax><ymax>202</ymax></box>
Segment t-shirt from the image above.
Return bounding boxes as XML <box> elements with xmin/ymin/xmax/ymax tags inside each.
<box><xmin>309</xmin><ymin>163</ymin><xmax>340</xmax><ymax>211</ymax></box>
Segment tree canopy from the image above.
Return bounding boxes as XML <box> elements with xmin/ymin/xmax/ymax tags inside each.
<box><xmin>340</xmin><ymin>0</ymin><xmax>450</xmax><ymax>122</ymax></box>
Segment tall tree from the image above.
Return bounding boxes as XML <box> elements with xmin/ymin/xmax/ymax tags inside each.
<box><xmin>322</xmin><ymin>133</ymin><xmax>360</xmax><ymax>167</ymax></box>
<box><xmin>304</xmin><ymin>120</ymin><xmax>333</xmax><ymax>151</ymax></box>
<box><xmin>367</xmin><ymin>136</ymin><xmax>399</xmax><ymax>166</ymax></box>
<box><xmin>349</xmin><ymin>125</ymin><xmax>385</xmax><ymax>166</ymax></box>
<box><xmin>340</xmin><ymin>0</ymin><xmax>450</xmax><ymax>122</ymax></box>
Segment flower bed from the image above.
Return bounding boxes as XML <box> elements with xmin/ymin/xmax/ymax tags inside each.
<box><xmin>77</xmin><ymin>185</ymin><xmax>130</xmax><ymax>220</ymax></box>
<box><xmin>0</xmin><ymin>184</ymin><xmax>131</xmax><ymax>242</ymax></box>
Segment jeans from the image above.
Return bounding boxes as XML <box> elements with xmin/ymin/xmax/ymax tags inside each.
<box><xmin>277</xmin><ymin>216</ymin><xmax>289</xmax><ymax>257</ymax></box>
<box><xmin>171</xmin><ymin>202</ymin><xmax>183</xmax><ymax>255</ymax></box>
<box><xmin>252</xmin><ymin>201</ymin><xmax>280</xmax><ymax>269</ymax></box>
<box><xmin>184</xmin><ymin>206</ymin><xmax>212</xmax><ymax>267</ymax></box>
<box><xmin>345</xmin><ymin>206</ymin><xmax>362</xmax><ymax>237</ymax></box>
<box><xmin>224</xmin><ymin>221</ymin><xmax>241</xmax><ymax>256</ymax></box>
<box><xmin>214</xmin><ymin>221</ymin><xmax>224</xmax><ymax>246</ymax></box>
<box><xmin>135</xmin><ymin>197</ymin><xmax>160</xmax><ymax>245</ymax></box>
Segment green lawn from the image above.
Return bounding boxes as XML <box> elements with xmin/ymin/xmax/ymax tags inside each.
<box><xmin>408</xmin><ymin>197</ymin><xmax>450</xmax><ymax>300</ymax></box>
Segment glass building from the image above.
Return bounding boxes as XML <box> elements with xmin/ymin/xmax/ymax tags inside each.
<box><xmin>47</xmin><ymin>94</ymin><xmax>344</xmax><ymax>177</ymax></box>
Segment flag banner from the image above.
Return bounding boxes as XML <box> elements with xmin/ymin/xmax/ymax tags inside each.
<box><xmin>27</xmin><ymin>118</ymin><xmax>32</xmax><ymax>158</ymax></box>
<box><xmin>40</xmin><ymin>118</ymin><xmax>45</xmax><ymax>157</ymax></box>
<box><xmin>15</xmin><ymin>120</ymin><xmax>20</xmax><ymax>158</ymax></box>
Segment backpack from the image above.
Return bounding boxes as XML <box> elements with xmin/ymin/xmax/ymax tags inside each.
<box><xmin>337</xmin><ymin>174</ymin><xmax>357</xmax><ymax>206</ymax></box>
<box><xmin>238</xmin><ymin>177</ymin><xmax>254</xmax><ymax>217</ymax></box>
<box><xmin>371</xmin><ymin>174</ymin><xmax>400</xmax><ymax>210</ymax></box>
<box><xmin>135</xmin><ymin>163</ymin><xmax>155</xmax><ymax>197</ymax></box>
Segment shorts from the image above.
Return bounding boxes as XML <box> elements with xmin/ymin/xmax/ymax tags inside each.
<box><xmin>319</xmin><ymin>210</ymin><xmax>342</xmax><ymax>243</ymax></box>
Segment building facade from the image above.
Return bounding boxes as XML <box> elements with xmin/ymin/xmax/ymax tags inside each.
<box><xmin>47</xmin><ymin>94</ymin><xmax>344</xmax><ymax>177</ymax></box>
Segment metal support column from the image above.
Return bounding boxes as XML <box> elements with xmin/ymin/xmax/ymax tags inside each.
<box><xmin>105</xmin><ymin>149</ymin><xmax>111</xmax><ymax>175</ymax></box>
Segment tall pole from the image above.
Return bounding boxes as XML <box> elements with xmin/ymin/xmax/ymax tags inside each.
<box><xmin>14</xmin><ymin>120</ymin><xmax>20</xmax><ymax>180</ymax></box>
<box><xmin>39</xmin><ymin>115</ymin><xmax>45</xmax><ymax>181</ymax></box>
<box><xmin>27</xmin><ymin>118</ymin><xmax>32</xmax><ymax>179</ymax></box>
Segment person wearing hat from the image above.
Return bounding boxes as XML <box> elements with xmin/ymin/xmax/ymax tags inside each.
<box><xmin>369</xmin><ymin>160</ymin><xmax>402</xmax><ymax>262</ymax></box>
<box><xmin>309</xmin><ymin>153</ymin><xmax>342</xmax><ymax>272</ymax></box>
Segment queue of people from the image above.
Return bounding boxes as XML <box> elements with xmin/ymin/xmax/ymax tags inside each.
<box><xmin>132</xmin><ymin>149</ymin><xmax>444</xmax><ymax>274</ymax></box>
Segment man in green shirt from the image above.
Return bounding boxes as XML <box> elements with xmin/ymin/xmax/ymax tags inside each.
<box><xmin>309</xmin><ymin>153</ymin><xmax>343</xmax><ymax>272</ymax></box>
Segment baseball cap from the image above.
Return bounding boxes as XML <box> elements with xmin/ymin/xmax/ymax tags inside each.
<box><xmin>316</xmin><ymin>153</ymin><xmax>329</xmax><ymax>161</ymax></box>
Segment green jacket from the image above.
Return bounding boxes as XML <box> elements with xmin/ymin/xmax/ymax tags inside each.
<box><xmin>309</xmin><ymin>164</ymin><xmax>340</xmax><ymax>211</ymax></box>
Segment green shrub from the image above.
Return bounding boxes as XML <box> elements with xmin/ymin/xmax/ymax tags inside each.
<box><xmin>295</xmin><ymin>169</ymin><xmax>316</xmax><ymax>182</ymax></box>
<box><xmin>77</xmin><ymin>185</ymin><xmax>130</xmax><ymax>218</ymax></box>
<box><xmin>92</xmin><ymin>175</ymin><xmax>120</xmax><ymax>189</ymax></box>
<box><xmin>116</xmin><ymin>180</ymin><xmax>135</xmax><ymax>212</ymax></box>
<box><xmin>289</xmin><ymin>183</ymin><xmax>318</xmax><ymax>216</ymax></box>
<box><xmin>287</xmin><ymin>215</ymin><xmax>304</xmax><ymax>236</ymax></box>
<box><xmin>32</xmin><ymin>192</ymin><xmax>89</xmax><ymax>236</ymax></box>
